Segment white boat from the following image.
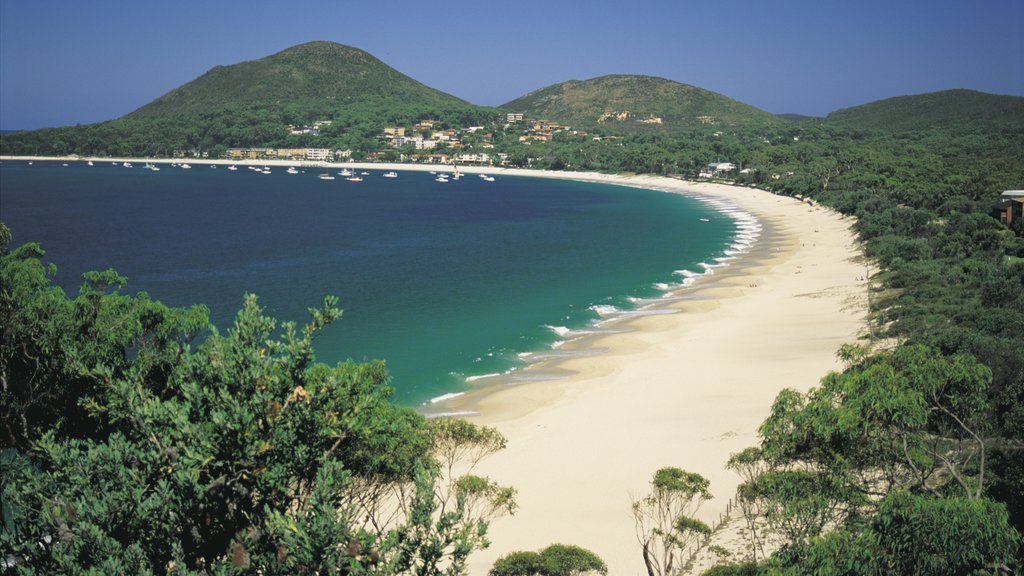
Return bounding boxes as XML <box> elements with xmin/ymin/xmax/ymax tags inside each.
<box><xmin>346</xmin><ymin>176</ymin><xmax>363</xmax><ymax>182</ymax></box>
<box><xmin>435</xmin><ymin>176</ymin><xmax>449</xmax><ymax>183</ymax></box>
<box><xmin>699</xmin><ymin>218</ymin><xmax>710</xmax><ymax>222</ymax></box>
<box><xmin>180</xmin><ymin>163</ymin><xmax>192</xmax><ymax>169</ymax></box>
<box><xmin>62</xmin><ymin>163</ymin><xmax>69</xmax><ymax>167</ymax></box>
<box><xmin>286</xmin><ymin>167</ymin><xmax>299</xmax><ymax>174</ymax></box>
<box><xmin>228</xmin><ymin>165</ymin><xmax>238</xmax><ymax>171</ymax></box>
<box><xmin>360</xmin><ymin>171</ymin><xmax>369</xmax><ymax>175</ymax></box>
<box><xmin>151</xmin><ymin>166</ymin><xmax>161</xmax><ymax>171</ymax></box>
<box><xmin>87</xmin><ymin>161</ymin><xmax>94</xmax><ymax>166</ymax></box>
<box><xmin>262</xmin><ymin>169</ymin><xmax>272</xmax><ymax>174</ymax></box>
<box><xmin>210</xmin><ymin>164</ymin><xmax>217</xmax><ymax>169</ymax></box>
<box><xmin>123</xmin><ymin>162</ymin><xmax>133</xmax><ymax>168</ymax></box>
<box><xmin>339</xmin><ymin>169</ymin><xmax>353</xmax><ymax>177</ymax></box>
<box><xmin>318</xmin><ymin>173</ymin><xmax>336</xmax><ymax>180</ymax></box>
<box><xmin>481</xmin><ymin>175</ymin><xmax>495</xmax><ymax>182</ymax></box>
<box><xmin>383</xmin><ymin>171</ymin><xmax>398</xmax><ymax>178</ymax></box>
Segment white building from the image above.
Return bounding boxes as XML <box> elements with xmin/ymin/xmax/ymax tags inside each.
<box><xmin>306</xmin><ymin>148</ymin><xmax>332</xmax><ymax>161</ymax></box>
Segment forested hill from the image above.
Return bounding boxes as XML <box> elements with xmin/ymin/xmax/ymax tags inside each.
<box><xmin>825</xmin><ymin>89</ymin><xmax>1024</xmax><ymax>132</ymax></box>
<box><xmin>500</xmin><ymin>75</ymin><xmax>782</xmax><ymax>132</ymax></box>
<box><xmin>127</xmin><ymin>41</ymin><xmax>471</xmax><ymax>120</ymax></box>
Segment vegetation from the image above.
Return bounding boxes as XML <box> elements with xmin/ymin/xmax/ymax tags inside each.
<box><xmin>0</xmin><ymin>222</ymin><xmax>516</xmax><ymax>574</ymax></box>
<box><xmin>500</xmin><ymin>75</ymin><xmax>782</xmax><ymax>131</ymax></box>
<box><xmin>489</xmin><ymin>544</ymin><xmax>607</xmax><ymax>576</ymax></box>
<box><xmin>632</xmin><ymin>468</ymin><xmax>713</xmax><ymax>576</ymax></box>
<box><xmin>2</xmin><ymin>41</ymin><xmax>1023</xmax><ymax>573</ymax></box>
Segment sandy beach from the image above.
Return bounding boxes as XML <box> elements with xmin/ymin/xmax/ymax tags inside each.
<box><xmin>3</xmin><ymin>157</ymin><xmax>867</xmax><ymax>573</ymax></box>
<box><xmin>435</xmin><ymin>176</ymin><xmax>868</xmax><ymax>575</ymax></box>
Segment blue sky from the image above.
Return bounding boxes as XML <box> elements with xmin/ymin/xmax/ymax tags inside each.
<box><xmin>1</xmin><ymin>0</ymin><xmax>1021</xmax><ymax>130</ymax></box>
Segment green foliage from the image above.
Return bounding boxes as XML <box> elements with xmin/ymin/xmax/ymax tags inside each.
<box><xmin>489</xmin><ymin>544</ymin><xmax>607</xmax><ymax>576</ymax></box>
<box><xmin>0</xmin><ymin>229</ymin><xmax>507</xmax><ymax>574</ymax></box>
<box><xmin>825</xmin><ymin>89</ymin><xmax>1024</xmax><ymax>133</ymax></box>
<box><xmin>633</xmin><ymin>467</ymin><xmax>713</xmax><ymax>576</ymax></box>
<box><xmin>501</xmin><ymin>75</ymin><xmax>783</xmax><ymax>132</ymax></box>
<box><xmin>775</xmin><ymin>491</ymin><xmax>1020</xmax><ymax>575</ymax></box>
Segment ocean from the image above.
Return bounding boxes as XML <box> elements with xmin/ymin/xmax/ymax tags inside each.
<box><xmin>0</xmin><ymin>160</ymin><xmax>750</xmax><ymax>406</ymax></box>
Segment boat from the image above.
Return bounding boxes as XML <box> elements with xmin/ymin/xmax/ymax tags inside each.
<box><xmin>286</xmin><ymin>167</ymin><xmax>299</xmax><ymax>174</ymax></box>
<box><xmin>383</xmin><ymin>171</ymin><xmax>398</xmax><ymax>178</ymax></box>
<box><xmin>360</xmin><ymin>171</ymin><xmax>369</xmax><ymax>176</ymax></box>
<box><xmin>346</xmin><ymin>176</ymin><xmax>363</xmax><ymax>182</ymax></box>
<box><xmin>123</xmin><ymin>162</ymin><xmax>133</xmax><ymax>168</ymax></box>
<box><xmin>318</xmin><ymin>173</ymin><xmax>336</xmax><ymax>180</ymax></box>
<box><xmin>180</xmin><ymin>163</ymin><xmax>192</xmax><ymax>169</ymax></box>
<box><xmin>262</xmin><ymin>169</ymin><xmax>272</xmax><ymax>174</ymax></box>
<box><xmin>435</xmin><ymin>175</ymin><xmax>449</xmax><ymax>183</ymax></box>
<box><xmin>87</xmin><ymin>161</ymin><xmax>94</xmax><ymax>166</ymax></box>
<box><xmin>62</xmin><ymin>163</ymin><xmax>69</xmax><ymax>167</ymax></box>
<box><xmin>481</xmin><ymin>175</ymin><xmax>496</xmax><ymax>182</ymax></box>
<box><xmin>227</xmin><ymin>165</ymin><xmax>238</xmax><ymax>171</ymax></box>
<box><xmin>339</xmin><ymin>169</ymin><xmax>353</xmax><ymax>177</ymax></box>
<box><xmin>699</xmin><ymin>218</ymin><xmax>710</xmax><ymax>222</ymax></box>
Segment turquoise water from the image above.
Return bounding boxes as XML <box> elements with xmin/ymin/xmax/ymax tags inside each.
<box><xmin>0</xmin><ymin>161</ymin><xmax>741</xmax><ymax>406</ymax></box>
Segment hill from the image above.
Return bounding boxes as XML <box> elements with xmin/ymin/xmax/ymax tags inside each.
<box><xmin>501</xmin><ymin>75</ymin><xmax>782</xmax><ymax>131</ymax></box>
<box><xmin>0</xmin><ymin>41</ymin><xmax>497</xmax><ymax>157</ymax></box>
<box><xmin>825</xmin><ymin>89</ymin><xmax>1024</xmax><ymax>132</ymax></box>
<box><xmin>127</xmin><ymin>41</ymin><xmax>471</xmax><ymax>120</ymax></box>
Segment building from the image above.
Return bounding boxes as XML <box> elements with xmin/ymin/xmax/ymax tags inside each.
<box><xmin>992</xmin><ymin>190</ymin><xmax>1024</xmax><ymax>226</ymax></box>
<box><xmin>506</xmin><ymin>113</ymin><xmax>524</xmax><ymax>123</ymax></box>
<box><xmin>305</xmin><ymin>148</ymin><xmax>332</xmax><ymax>161</ymax></box>
<box><xmin>708</xmin><ymin>162</ymin><xmax>736</xmax><ymax>173</ymax></box>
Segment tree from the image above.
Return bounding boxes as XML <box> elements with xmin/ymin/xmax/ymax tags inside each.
<box><xmin>0</xmin><ymin>228</ymin><xmax>511</xmax><ymax>574</ymax></box>
<box><xmin>632</xmin><ymin>467</ymin><xmax>712</xmax><ymax>576</ymax></box>
<box><xmin>489</xmin><ymin>544</ymin><xmax>607</xmax><ymax>576</ymax></box>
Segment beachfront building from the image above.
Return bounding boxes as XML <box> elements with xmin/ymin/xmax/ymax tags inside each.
<box><xmin>454</xmin><ymin>152</ymin><xmax>491</xmax><ymax>164</ymax></box>
<box><xmin>226</xmin><ymin>147</ymin><xmax>335</xmax><ymax>161</ymax></box>
<box><xmin>991</xmin><ymin>190</ymin><xmax>1024</xmax><ymax>226</ymax></box>
<box><xmin>305</xmin><ymin>148</ymin><xmax>332</xmax><ymax>161</ymax></box>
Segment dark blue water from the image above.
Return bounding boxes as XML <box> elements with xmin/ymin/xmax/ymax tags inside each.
<box><xmin>0</xmin><ymin>161</ymin><xmax>737</xmax><ymax>405</ymax></box>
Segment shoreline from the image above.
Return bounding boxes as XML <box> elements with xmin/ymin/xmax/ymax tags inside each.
<box><xmin>450</xmin><ymin>178</ymin><xmax>867</xmax><ymax>574</ymax></box>
<box><xmin>4</xmin><ymin>156</ymin><xmax>868</xmax><ymax>574</ymax></box>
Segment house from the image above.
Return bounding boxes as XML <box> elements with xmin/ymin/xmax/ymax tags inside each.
<box><xmin>506</xmin><ymin>113</ymin><xmax>524</xmax><ymax>123</ymax></box>
<box><xmin>991</xmin><ymin>190</ymin><xmax>1024</xmax><ymax>226</ymax></box>
<box><xmin>305</xmin><ymin>148</ymin><xmax>332</xmax><ymax>161</ymax></box>
<box><xmin>707</xmin><ymin>162</ymin><xmax>736</xmax><ymax>173</ymax></box>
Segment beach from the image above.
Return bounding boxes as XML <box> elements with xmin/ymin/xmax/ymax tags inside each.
<box><xmin>3</xmin><ymin>157</ymin><xmax>867</xmax><ymax>573</ymax></box>
<box><xmin>438</xmin><ymin>176</ymin><xmax>868</xmax><ymax>574</ymax></box>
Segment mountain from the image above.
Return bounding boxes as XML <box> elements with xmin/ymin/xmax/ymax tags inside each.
<box><xmin>824</xmin><ymin>89</ymin><xmax>1024</xmax><ymax>132</ymax></box>
<box><xmin>127</xmin><ymin>41</ymin><xmax>472</xmax><ymax>119</ymax></box>
<box><xmin>500</xmin><ymin>75</ymin><xmax>782</xmax><ymax>131</ymax></box>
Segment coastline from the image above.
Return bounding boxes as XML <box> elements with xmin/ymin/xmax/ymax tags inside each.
<box><xmin>3</xmin><ymin>156</ymin><xmax>868</xmax><ymax>574</ymax></box>
<box><xmin>449</xmin><ymin>177</ymin><xmax>867</xmax><ymax>574</ymax></box>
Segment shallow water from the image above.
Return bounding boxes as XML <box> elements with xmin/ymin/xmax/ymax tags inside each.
<box><xmin>1</xmin><ymin>161</ymin><xmax>741</xmax><ymax>406</ymax></box>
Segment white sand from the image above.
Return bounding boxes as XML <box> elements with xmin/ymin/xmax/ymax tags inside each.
<box><xmin>436</xmin><ymin>175</ymin><xmax>869</xmax><ymax>575</ymax></box>
<box><xmin>4</xmin><ymin>157</ymin><xmax>867</xmax><ymax>573</ymax></box>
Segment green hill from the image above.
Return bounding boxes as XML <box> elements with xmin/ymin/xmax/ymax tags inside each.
<box><xmin>128</xmin><ymin>41</ymin><xmax>470</xmax><ymax>120</ymax></box>
<box><xmin>500</xmin><ymin>75</ymin><xmax>783</xmax><ymax>131</ymax></box>
<box><xmin>0</xmin><ymin>41</ymin><xmax>496</xmax><ymax>157</ymax></box>
<box><xmin>825</xmin><ymin>89</ymin><xmax>1024</xmax><ymax>132</ymax></box>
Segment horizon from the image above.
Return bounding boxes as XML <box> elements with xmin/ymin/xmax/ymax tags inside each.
<box><xmin>1</xmin><ymin>0</ymin><xmax>1021</xmax><ymax>131</ymax></box>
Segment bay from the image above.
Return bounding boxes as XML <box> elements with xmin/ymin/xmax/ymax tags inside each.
<box><xmin>0</xmin><ymin>161</ymin><xmax>737</xmax><ymax>406</ymax></box>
